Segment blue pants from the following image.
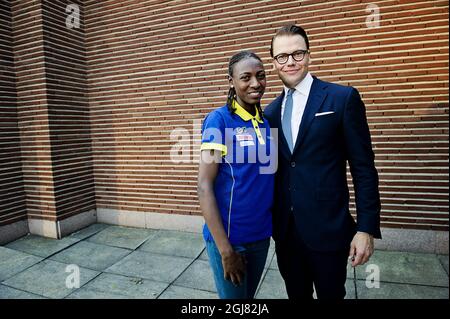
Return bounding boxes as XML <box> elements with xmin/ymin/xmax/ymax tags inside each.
<box><xmin>205</xmin><ymin>237</ymin><xmax>270</xmax><ymax>299</ymax></box>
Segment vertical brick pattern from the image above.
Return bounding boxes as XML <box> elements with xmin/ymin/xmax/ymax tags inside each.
<box><xmin>0</xmin><ymin>0</ymin><xmax>27</xmax><ymax>226</ymax></box>
<box><xmin>7</xmin><ymin>0</ymin><xmax>95</xmax><ymax>224</ymax></box>
<box><xmin>10</xmin><ymin>0</ymin><xmax>57</xmax><ymax>222</ymax></box>
<box><xmin>40</xmin><ymin>0</ymin><xmax>96</xmax><ymax>220</ymax></box>
<box><xmin>84</xmin><ymin>0</ymin><xmax>448</xmax><ymax>231</ymax></box>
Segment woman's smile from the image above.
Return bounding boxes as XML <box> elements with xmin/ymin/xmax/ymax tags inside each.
<box><xmin>248</xmin><ymin>91</ymin><xmax>263</xmax><ymax>98</ymax></box>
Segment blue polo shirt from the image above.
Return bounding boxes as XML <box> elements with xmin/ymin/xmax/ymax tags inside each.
<box><xmin>200</xmin><ymin>101</ymin><xmax>276</xmax><ymax>245</ymax></box>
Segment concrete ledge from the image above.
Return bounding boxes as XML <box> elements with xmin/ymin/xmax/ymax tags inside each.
<box><xmin>145</xmin><ymin>211</ymin><xmax>203</xmax><ymax>233</ymax></box>
<box><xmin>58</xmin><ymin>209</ymin><xmax>97</xmax><ymax>237</ymax></box>
<box><xmin>97</xmin><ymin>208</ymin><xmax>203</xmax><ymax>233</ymax></box>
<box><xmin>0</xmin><ymin>220</ymin><xmax>29</xmax><ymax>245</ymax></box>
<box><xmin>28</xmin><ymin>218</ymin><xmax>58</xmax><ymax>239</ymax></box>
<box><xmin>375</xmin><ymin>227</ymin><xmax>449</xmax><ymax>254</ymax></box>
<box><xmin>97</xmin><ymin>208</ymin><xmax>145</xmax><ymax>228</ymax></box>
<box><xmin>28</xmin><ymin>209</ymin><xmax>97</xmax><ymax>239</ymax></box>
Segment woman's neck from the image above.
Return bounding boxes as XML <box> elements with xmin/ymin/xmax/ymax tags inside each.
<box><xmin>236</xmin><ymin>98</ymin><xmax>256</xmax><ymax>116</ymax></box>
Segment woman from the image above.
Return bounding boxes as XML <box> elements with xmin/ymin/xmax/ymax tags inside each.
<box><xmin>197</xmin><ymin>51</ymin><xmax>275</xmax><ymax>299</ymax></box>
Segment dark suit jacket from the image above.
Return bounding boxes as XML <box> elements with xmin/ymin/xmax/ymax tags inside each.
<box><xmin>264</xmin><ymin>76</ymin><xmax>381</xmax><ymax>251</ymax></box>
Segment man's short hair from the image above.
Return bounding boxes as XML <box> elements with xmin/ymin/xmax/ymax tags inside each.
<box><xmin>270</xmin><ymin>24</ymin><xmax>310</xmax><ymax>57</ymax></box>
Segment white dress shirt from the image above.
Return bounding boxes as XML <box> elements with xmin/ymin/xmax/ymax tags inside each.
<box><xmin>281</xmin><ymin>72</ymin><xmax>314</xmax><ymax>147</ymax></box>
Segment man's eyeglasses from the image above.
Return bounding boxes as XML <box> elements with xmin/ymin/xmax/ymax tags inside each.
<box><xmin>273</xmin><ymin>50</ymin><xmax>309</xmax><ymax>64</ymax></box>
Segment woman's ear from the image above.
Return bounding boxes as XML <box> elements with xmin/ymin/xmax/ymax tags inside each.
<box><xmin>228</xmin><ymin>75</ymin><xmax>234</xmax><ymax>88</ymax></box>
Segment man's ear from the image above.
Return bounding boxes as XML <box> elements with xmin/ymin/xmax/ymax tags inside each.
<box><xmin>307</xmin><ymin>52</ymin><xmax>312</xmax><ymax>65</ymax></box>
<box><xmin>271</xmin><ymin>60</ymin><xmax>277</xmax><ymax>71</ymax></box>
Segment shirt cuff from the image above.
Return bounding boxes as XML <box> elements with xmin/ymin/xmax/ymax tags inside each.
<box><xmin>201</xmin><ymin>142</ymin><xmax>227</xmax><ymax>156</ymax></box>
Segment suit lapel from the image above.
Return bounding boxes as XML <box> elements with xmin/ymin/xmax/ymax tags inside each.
<box><xmin>270</xmin><ymin>92</ymin><xmax>292</xmax><ymax>161</ymax></box>
<box><xmin>292</xmin><ymin>78</ymin><xmax>328</xmax><ymax>154</ymax></box>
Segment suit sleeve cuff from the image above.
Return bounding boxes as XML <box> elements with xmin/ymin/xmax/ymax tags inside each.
<box><xmin>356</xmin><ymin>225</ymin><xmax>382</xmax><ymax>239</ymax></box>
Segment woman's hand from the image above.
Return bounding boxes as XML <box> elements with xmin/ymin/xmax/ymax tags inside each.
<box><xmin>221</xmin><ymin>250</ymin><xmax>247</xmax><ymax>286</ymax></box>
<box><xmin>198</xmin><ymin>150</ymin><xmax>247</xmax><ymax>286</ymax></box>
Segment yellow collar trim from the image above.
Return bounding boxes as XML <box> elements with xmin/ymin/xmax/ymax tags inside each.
<box><xmin>233</xmin><ymin>100</ymin><xmax>263</xmax><ymax>123</ymax></box>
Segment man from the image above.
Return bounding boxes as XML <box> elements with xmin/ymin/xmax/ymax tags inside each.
<box><xmin>264</xmin><ymin>25</ymin><xmax>381</xmax><ymax>300</ymax></box>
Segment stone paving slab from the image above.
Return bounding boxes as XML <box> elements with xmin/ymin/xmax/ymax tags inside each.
<box><xmin>344</xmin><ymin>279</ymin><xmax>356</xmax><ymax>299</ymax></box>
<box><xmin>65</xmin><ymin>288</ymin><xmax>127</xmax><ymax>299</ymax></box>
<box><xmin>269</xmin><ymin>238</ymin><xmax>276</xmax><ymax>248</ymax></box>
<box><xmin>105</xmin><ymin>251</ymin><xmax>192</xmax><ymax>283</ymax></box>
<box><xmin>66</xmin><ymin>272</ymin><xmax>168</xmax><ymax>299</ymax></box>
<box><xmin>352</xmin><ymin>279</ymin><xmax>449</xmax><ymax>299</ymax></box>
<box><xmin>5</xmin><ymin>235</ymin><xmax>81</xmax><ymax>258</ymax></box>
<box><xmin>0</xmin><ymin>247</ymin><xmax>43</xmax><ymax>281</ymax></box>
<box><xmin>138</xmin><ymin>230</ymin><xmax>205</xmax><ymax>258</ymax></box>
<box><xmin>87</xmin><ymin>225</ymin><xmax>158</xmax><ymax>250</ymax></box>
<box><xmin>256</xmin><ymin>270</ymin><xmax>357</xmax><ymax>299</ymax></box>
<box><xmin>270</xmin><ymin>249</ymin><xmax>449</xmax><ymax>288</ymax></box>
<box><xmin>264</xmin><ymin>250</ymin><xmax>275</xmax><ymax>270</ymax></box>
<box><xmin>158</xmin><ymin>285</ymin><xmax>218</xmax><ymax>299</ymax></box>
<box><xmin>0</xmin><ymin>284</ymin><xmax>46</xmax><ymax>299</ymax></box>
<box><xmin>253</xmin><ymin>267</ymin><xmax>449</xmax><ymax>299</ymax></box>
<box><xmin>198</xmin><ymin>248</ymin><xmax>208</xmax><ymax>261</ymax></box>
<box><xmin>2</xmin><ymin>260</ymin><xmax>99</xmax><ymax>299</ymax></box>
<box><xmin>173</xmin><ymin>260</ymin><xmax>216</xmax><ymax>292</ymax></box>
<box><xmin>1</xmin><ymin>224</ymin><xmax>448</xmax><ymax>300</ymax></box>
<box><xmin>49</xmin><ymin>241</ymin><xmax>132</xmax><ymax>271</ymax></box>
<box><xmin>69</xmin><ymin>223</ymin><xmax>111</xmax><ymax>240</ymax></box>
<box><xmin>269</xmin><ymin>254</ymin><xmax>279</xmax><ymax>270</ymax></box>
<box><xmin>255</xmin><ymin>251</ymin><xmax>276</xmax><ymax>296</ymax></box>
<box><xmin>438</xmin><ymin>254</ymin><xmax>449</xmax><ymax>275</ymax></box>
<box><xmin>255</xmin><ymin>269</ymin><xmax>288</xmax><ymax>299</ymax></box>
<box><xmin>349</xmin><ymin>250</ymin><xmax>449</xmax><ymax>287</ymax></box>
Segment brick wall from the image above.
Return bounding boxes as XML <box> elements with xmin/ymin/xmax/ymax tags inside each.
<box><xmin>84</xmin><ymin>0</ymin><xmax>448</xmax><ymax>231</ymax></box>
<box><xmin>40</xmin><ymin>0</ymin><xmax>95</xmax><ymax>221</ymax></box>
<box><xmin>0</xmin><ymin>0</ymin><xmax>27</xmax><ymax>226</ymax></box>
<box><xmin>0</xmin><ymin>0</ymin><xmax>95</xmax><ymax>227</ymax></box>
<box><xmin>9</xmin><ymin>0</ymin><xmax>55</xmax><ymax>223</ymax></box>
<box><xmin>1</xmin><ymin>0</ymin><xmax>448</xmax><ymax>232</ymax></box>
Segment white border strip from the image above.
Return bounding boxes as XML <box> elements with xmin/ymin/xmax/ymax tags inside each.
<box><xmin>375</xmin><ymin>227</ymin><xmax>448</xmax><ymax>254</ymax></box>
<box><xmin>27</xmin><ymin>209</ymin><xmax>97</xmax><ymax>239</ymax></box>
<box><xmin>97</xmin><ymin>208</ymin><xmax>203</xmax><ymax>233</ymax></box>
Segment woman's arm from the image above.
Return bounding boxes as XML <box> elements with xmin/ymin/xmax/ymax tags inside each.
<box><xmin>197</xmin><ymin>149</ymin><xmax>246</xmax><ymax>286</ymax></box>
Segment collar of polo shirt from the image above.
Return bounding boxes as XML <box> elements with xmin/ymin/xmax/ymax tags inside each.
<box><xmin>233</xmin><ymin>100</ymin><xmax>265</xmax><ymax>145</ymax></box>
<box><xmin>233</xmin><ymin>100</ymin><xmax>264</xmax><ymax>123</ymax></box>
